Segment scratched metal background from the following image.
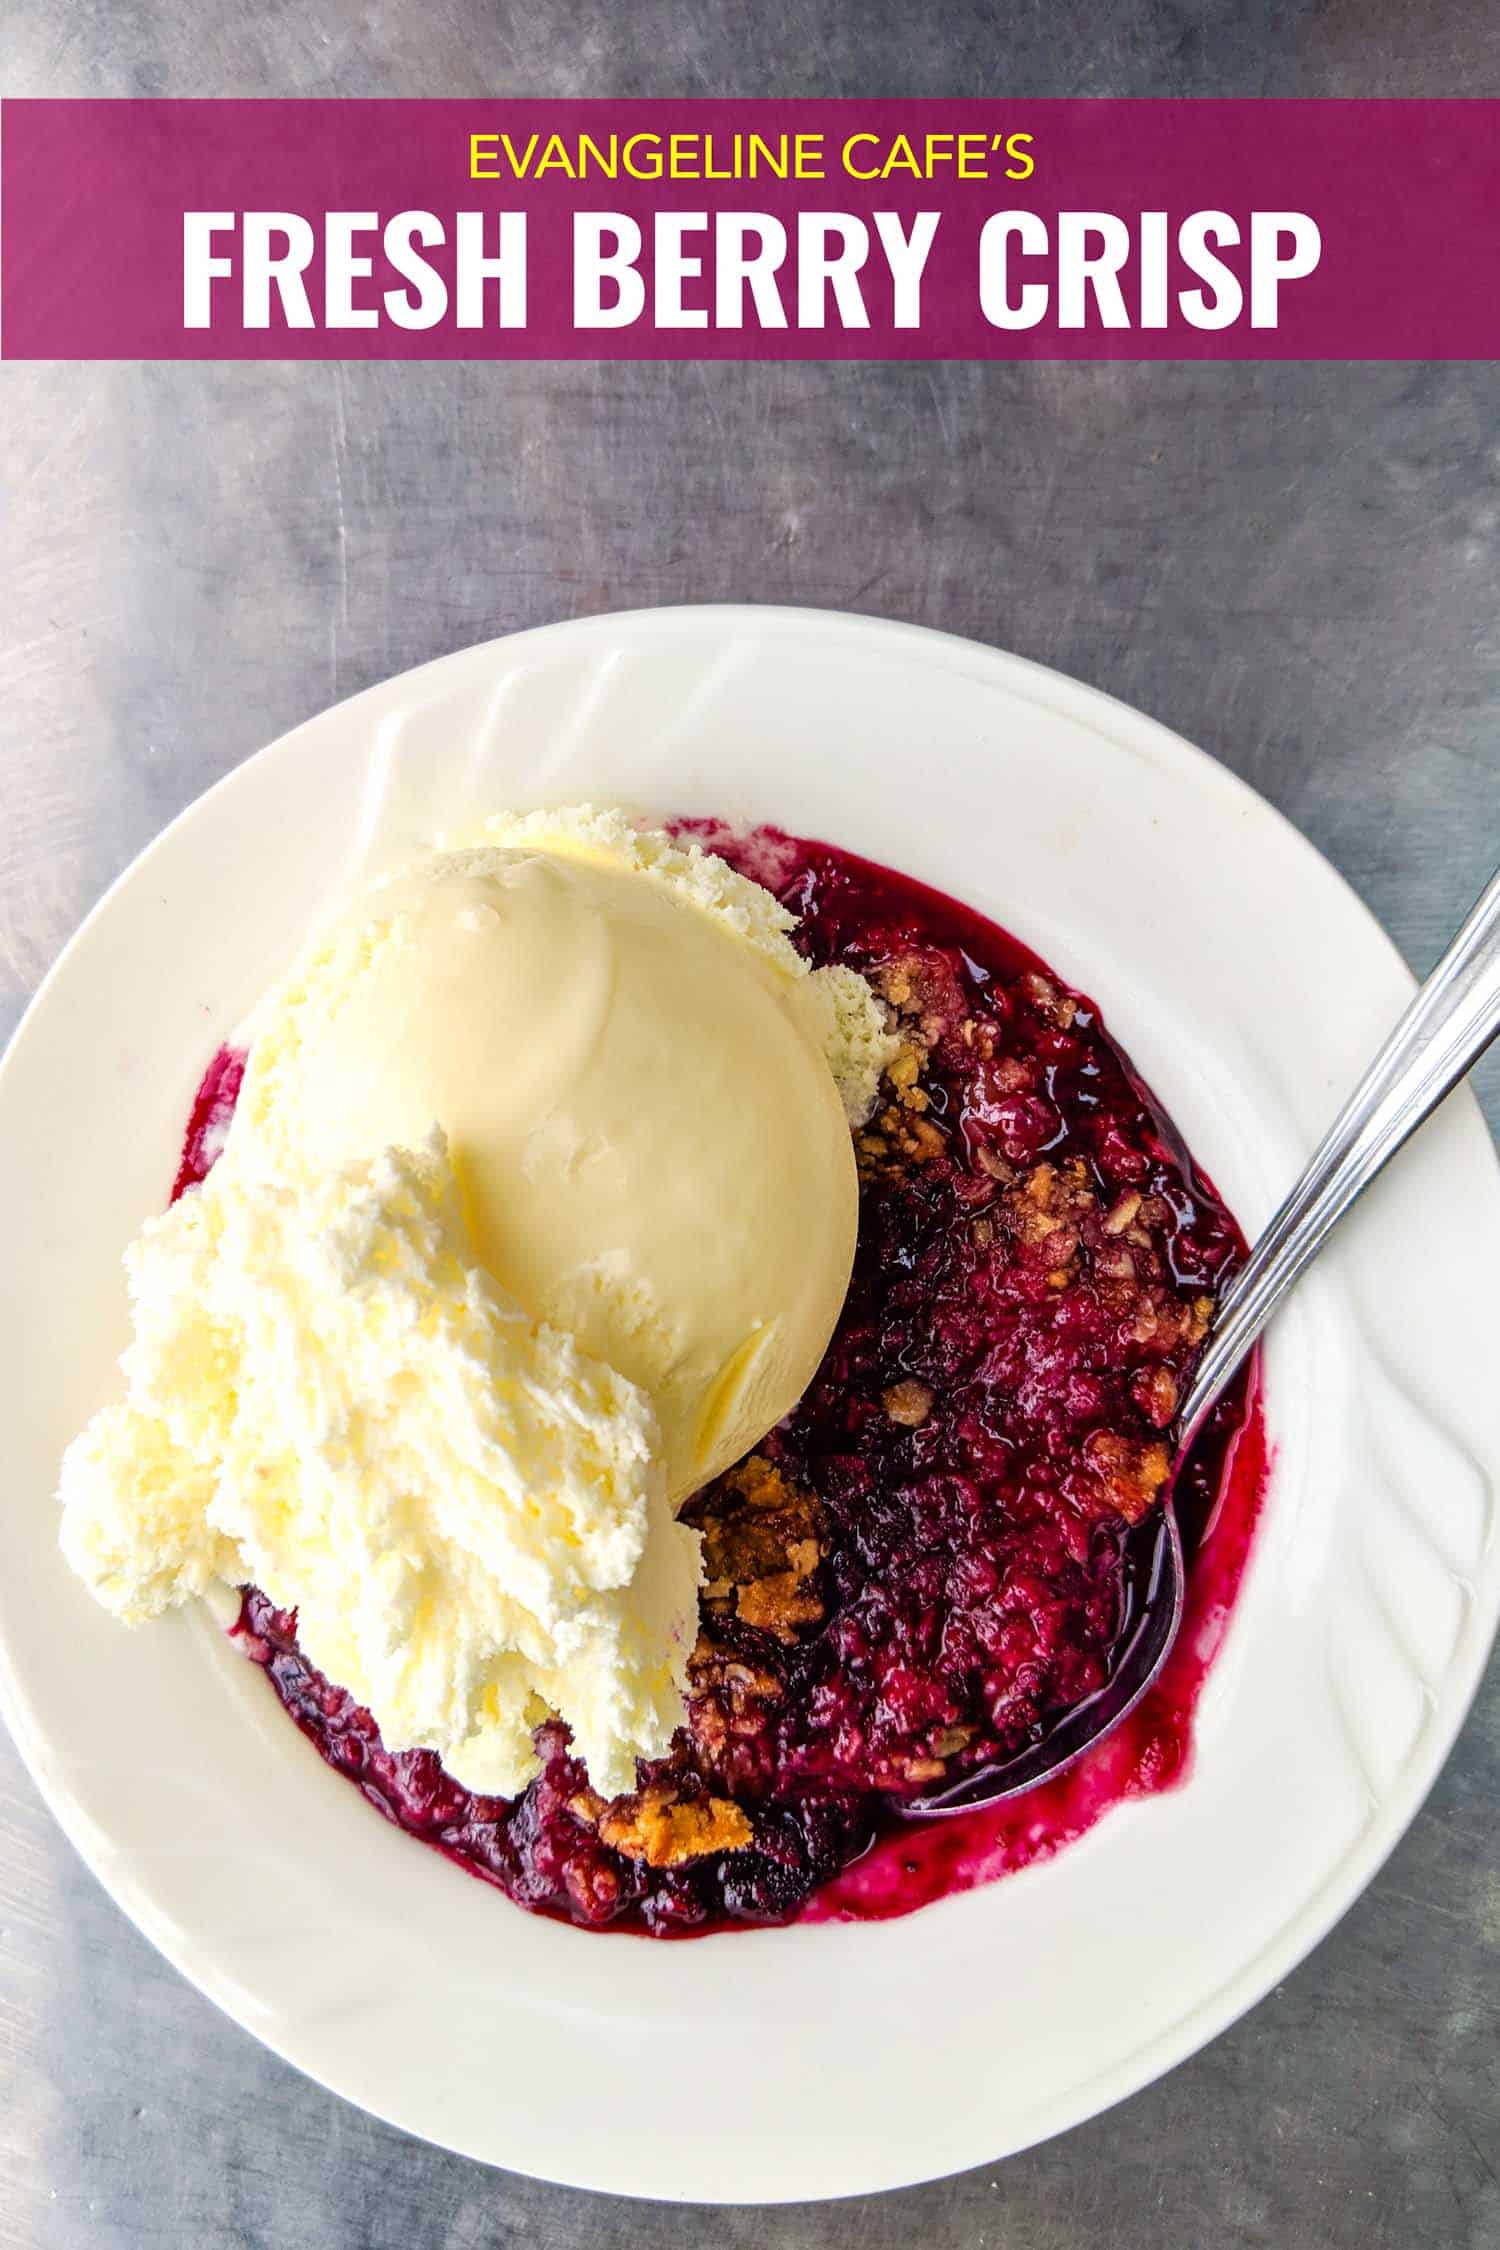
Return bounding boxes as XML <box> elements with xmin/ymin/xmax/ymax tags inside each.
<box><xmin>4</xmin><ymin>5</ymin><xmax>1500</xmax><ymax>2246</ymax></box>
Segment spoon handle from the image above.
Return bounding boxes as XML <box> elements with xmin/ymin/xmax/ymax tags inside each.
<box><xmin>1177</xmin><ymin>863</ymin><xmax>1500</xmax><ymax>1442</ymax></box>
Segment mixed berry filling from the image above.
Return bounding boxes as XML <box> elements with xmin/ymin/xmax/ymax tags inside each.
<box><xmin>208</xmin><ymin>827</ymin><xmax>1262</xmax><ymax>1936</ymax></box>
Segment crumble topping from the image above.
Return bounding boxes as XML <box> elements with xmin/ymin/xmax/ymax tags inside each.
<box><xmin>883</xmin><ymin>1378</ymin><xmax>935</xmax><ymax>1427</ymax></box>
<box><xmin>688</xmin><ymin>1455</ymin><xmax>826</xmax><ymax>1640</ymax></box>
<box><xmin>594</xmin><ymin>1781</ymin><xmax>753</xmax><ymax>1868</ymax></box>
<box><xmin>1083</xmin><ymin>1431</ymin><xmax>1175</xmax><ymax>1524</ymax></box>
<box><xmin>684</xmin><ymin>1639</ymin><xmax>785</xmax><ymax>1793</ymax></box>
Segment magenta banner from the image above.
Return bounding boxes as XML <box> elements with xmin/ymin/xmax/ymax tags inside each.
<box><xmin>2</xmin><ymin>99</ymin><xmax>1495</xmax><ymax>361</ymax></box>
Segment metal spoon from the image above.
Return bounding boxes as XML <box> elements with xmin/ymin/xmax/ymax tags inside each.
<box><xmin>906</xmin><ymin>861</ymin><xmax>1500</xmax><ymax>1818</ymax></box>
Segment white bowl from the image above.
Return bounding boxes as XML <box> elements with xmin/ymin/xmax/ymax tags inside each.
<box><xmin>1</xmin><ymin>607</ymin><xmax>1496</xmax><ymax>2203</ymax></box>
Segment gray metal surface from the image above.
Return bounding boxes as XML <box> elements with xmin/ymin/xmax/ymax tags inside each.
<box><xmin>3</xmin><ymin>6</ymin><xmax>1500</xmax><ymax>2246</ymax></box>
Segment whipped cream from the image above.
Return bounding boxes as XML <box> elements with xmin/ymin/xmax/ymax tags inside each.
<box><xmin>59</xmin><ymin>1133</ymin><xmax>700</xmax><ymax>1796</ymax></box>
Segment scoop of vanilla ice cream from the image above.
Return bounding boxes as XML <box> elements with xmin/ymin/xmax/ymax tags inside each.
<box><xmin>230</xmin><ymin>828</ymin><xmax>872</xmax><ymax>1502</ymax></box>
<box><xmin>59</xmin><ymin>1134</ymin><xmax>698</xmax><ymax>1796</ymax></box>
